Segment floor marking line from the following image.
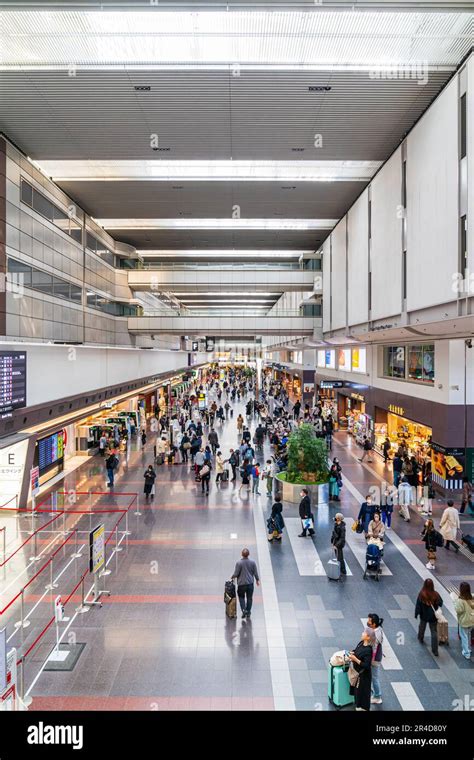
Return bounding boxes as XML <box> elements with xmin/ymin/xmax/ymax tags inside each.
<box><xmin>391</xmin><ymin>682</ymin><xmax>425</xmax><ymax>711</ymax></box>
<box><xmin>253</xmin><ymin>500</ymin><xmax>295</xmax><ymax>710</ymax></box>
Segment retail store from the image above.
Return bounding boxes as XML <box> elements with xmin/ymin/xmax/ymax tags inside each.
<box><xmin>339</xmin><ymin>392</ymin><xmax>372</xmax><ymax>444</ymax></box>
<box><xmin>271</xmin><ymin>364</ymin><xmax>302</xmax><ymax>398</ymax></box>
<box><xmin>317</xmin><ymin>381</ymin><xmax>341</xmax><ymax>424</ymax></box>
<box><xmin>373</xmin><ymin>405</ymin><xmax>432</xmax><ymax>467</ymax></box>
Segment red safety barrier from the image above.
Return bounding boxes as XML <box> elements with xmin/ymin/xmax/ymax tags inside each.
<box><xmin>0</xmin><ymin>495</ymin><xmax>18</xmax><ymax>510</ymax></box>
<box><xmin>0</xmin><ymin>530</ymin><xmax>78</xmax><ymax>615</ymax></box>
<box><xmin>0</xmin><ymin>512</ymin><xmax>64</xmax><ymax>569</ymax></box>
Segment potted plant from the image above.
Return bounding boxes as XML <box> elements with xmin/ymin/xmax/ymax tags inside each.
<box><xmin>275</xmin><ymin>424</ymin><xmax>330</xmax><ymax>504</ymax></box>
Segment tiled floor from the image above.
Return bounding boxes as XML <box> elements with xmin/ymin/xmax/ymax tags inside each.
<box><xmin>5</xmin><ymin>390</ymin><xmax>473</xmax><ymax>711</ymax></box>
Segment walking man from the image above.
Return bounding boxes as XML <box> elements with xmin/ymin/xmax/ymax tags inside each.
<box><xmin>231</xmin><ymin>548</ymin><xmax>260</xmax><ymax>619</ymax></box>
<box><xmin>298</xmin><ymin>488</ymin><xmax>315</xmax><ymax>537</ymax></box>
<box><xmin>105</xmin><ymin>450</ymin><xmax>119</xmax><ymax>488</ymax></box>
<box><xmin>358</xmin><ymin>436</ymin><xmax>373</xmax><ymax>463</ymax></box>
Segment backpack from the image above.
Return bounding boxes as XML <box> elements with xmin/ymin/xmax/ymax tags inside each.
<box><xmin>107</xmin><ymin>456</ymin><xmax>118</xmax><ymax>470</ymax></box>
<box><xmin>435</xmin><ymin>530</ymin><xmax>444</xmax><ymax>547</ymax></box>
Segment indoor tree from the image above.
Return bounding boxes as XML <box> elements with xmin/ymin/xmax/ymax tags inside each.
<box><xmin>285</xmin><ymin>424</ymin><xmax>330</xmax><ymax>484</ymax></box>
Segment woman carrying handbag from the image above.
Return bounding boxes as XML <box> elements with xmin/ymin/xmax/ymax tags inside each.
<box><xmin>348</xmin><ymin>629</ymin><xmax>374</xmax><ymax>711</ymax></box>
<box><xmin>415</xmin><ymin>578</ymin><xmax>443</xmax><ymax>656</ymax></box>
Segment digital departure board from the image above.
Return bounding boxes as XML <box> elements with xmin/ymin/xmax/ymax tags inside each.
<box><xmin>0</xmin><ymin>352</ymin><xmax>27</xmax><ymax>419</ymax></box>
<box><xmin>37</xmin><ymin>431</ymin><xmax>65</xmax><ymax>477</ymax></box>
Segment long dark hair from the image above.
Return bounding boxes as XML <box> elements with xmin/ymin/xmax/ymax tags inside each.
<box><xmin>419</xmin><ymin>578</ymin><xmax>439</xmax><ymax>606</ymax></box>
<box><xmin>459</xmin><ymin>582</ymin><xmax>473</xmax><ymax>601</ymax></box>
<box><xmin>368</xmin><ymin>613</ymin><xmax>384</xmax><ymax>628</ymax></box>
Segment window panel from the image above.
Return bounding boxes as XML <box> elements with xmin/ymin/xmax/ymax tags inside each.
<box><xmin>422</xmin><ymin>345</ymin><xmax>435</xmax><ymax>383</ymax></box>
<box><xmin>7</xmin><ymin>258</ymin><xmax>32</xmax><ymax>285</ymax></box>
<box><xmin>20</xmin><ymin>180</ymin><xmax>33</xmax><ymax>206</ymax></box>
<box><xmin>32</xmin><ymin>269</ymin><xmax>53</xmax><ymax>294</ymax></box>
<box><xmin>70</xmin><ymin>285</ymin><xmax>83</xmax><ymax>303</ymax></box>
<box><xmin>53</xmin><ymin>278</ymin><xmax>71</xmax><ymax>300</ymax></box>
<box><xmin>408</xmin><ymin>345</ymin><xmax>423</xmax><ymax>381</ymax></box>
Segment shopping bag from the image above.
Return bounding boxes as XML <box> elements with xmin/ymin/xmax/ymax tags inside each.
<box><xmin>302</xmin><ymin>517</ymin><xmax>314</xmax><ymax>531</ymax></box>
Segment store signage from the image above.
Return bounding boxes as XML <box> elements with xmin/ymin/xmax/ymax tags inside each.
<box><xmin>205</xmin><ymin>336</ymin><xmax>215</xmax><ymax>352</ymax></box>
<box><xmin>30</xmin><ymin>466</ymin><xmax>40</xmax><ymax>497</ymax></box>
<box><xmin>351</xmin><ymin>393</ymin><xmax>365</xmax><ymax>402</ymax></box>
<box><xmin>89</xmin><ymin>524</ymin><xmax>105</xmax><ymax>575</ymax></box>
<box><xmin>192</xmin><ymin>341</ymin><xmax>199</xmax><ymax>352</ymax></box>
<box><xmin>320</xmin><ymin>381</ymin><xmax>343</xmax><ymax>389</ymax></box>
<box><xmin>388</xmin><ymin>404</ymin><xmax>405</xmax><ymax>416</ymax></box>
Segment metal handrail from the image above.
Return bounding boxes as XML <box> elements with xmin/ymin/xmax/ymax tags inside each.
<box><xmin>138</xmin><ymin>262</ymin><xmax>304</xmax><ymax>270</ymax></box>
<box><xmin>139</xmin><ymin>310</ymin><xmax>316</xmax><ymax>318</ymax></box>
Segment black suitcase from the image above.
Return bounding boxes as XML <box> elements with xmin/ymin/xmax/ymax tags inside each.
<box><xmin>221</xmin><ymin>469</ymin><xmax>229</xmax><ymax>483</ymax></box>
<box><xmin>462</xmin><ymin>534</ymin><xmax>474</xmax><ymax>553</ymax></box>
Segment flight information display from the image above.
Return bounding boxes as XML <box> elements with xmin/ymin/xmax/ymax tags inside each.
<box><xmin>37</xmin><ymin>431</ymin><xmax>65</xmax><ymax>476</ymax></box>
<box><xmin>0</xmin><ymin>351</ymin><xmax>27</xmax><ymax>419</ymax></box>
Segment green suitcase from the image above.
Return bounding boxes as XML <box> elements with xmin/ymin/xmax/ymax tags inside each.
<box><xmin>328</xmin><ymin>664</ymin><xmax>355</xmax><ymax>708</ymax></box>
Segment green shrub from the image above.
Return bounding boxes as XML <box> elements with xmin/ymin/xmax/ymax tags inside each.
<box><xmin>284</xmin><ymin>424</ymin><xmax>330</xmax><ymax>484</ymax></box>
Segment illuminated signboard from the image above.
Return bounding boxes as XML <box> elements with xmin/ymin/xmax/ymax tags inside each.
<box><xmin>0</xmin><ymin>352</ymin><xmax>27</xmax><ymax>419</ymax></box>
<box><xmin>89</xmin><ymin>524</ymin><xmax>105</xmax><ymax>575</ymax></box>
<box><xmin>37</xmin><ymin>430</ymin><xmax>65</xmax><ymax>477</ymax></box>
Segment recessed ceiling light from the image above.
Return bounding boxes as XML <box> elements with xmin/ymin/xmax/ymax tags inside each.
<box><xmin>309</xmin><ymin>86</ymin><xmax>331</xmax><ymax>92</ymax></box>
<box><xmin>134</xmin><ymin>85</ymin><xmax>151</xmax><ymax>91</ymax></box>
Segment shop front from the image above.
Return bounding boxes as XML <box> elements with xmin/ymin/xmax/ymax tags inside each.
<box><xmin>373</xmin><ymin>405</ymin><xmax>432</xmax><ymax>467</ymax></box>
<box><xmin>75</xmin><ymin>397</ymin><xmax>141</xmax><ymax>455</ymax></box>
<box><xmin>338</xmin><ymin>392</ymin><xmax>372</xmax><ymax>444</ymax></box>
<box><xmin>316</xmin><ymin>380</ymin><xmax>341</xmax><ymax>424</ymax></box>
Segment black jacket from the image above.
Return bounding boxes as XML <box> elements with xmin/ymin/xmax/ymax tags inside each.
<box><xmin>298</xmin><ymin>495</ymin><xmax>311</xmax><ymax>519</ymax></box>
<box><xmin>415</xmin><ymin>593</ymin><xmax>443</xmax><ymax>622</ymax></box>
<box><xmin>331</xmin><ymin>521</ymin><xmax>346</xmax><ymax>549</ymax></box>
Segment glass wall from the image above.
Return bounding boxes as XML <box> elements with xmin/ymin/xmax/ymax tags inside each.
<box><xmin>85</xmin><ymin>290</ymin><xmax>138</xmax><ymax>317</ymax></box>
<box><xmin>7</xmin><ymin>257</ymin><xmax>83</xmax><ymax>304</ymax></box>
<box><xmin>383</xmin><ymin>344</ymin><xmax>434</xmax><ymax>384</ymax></box>
<box><xmin>20</xmin><ymin>179</ymin><xmax>83</xmax><ymax>244</ymax></box>
<box><xmin>85</xmin><ymin>231</ymin><xmax>116</xmax><ymax>268</ymax></box>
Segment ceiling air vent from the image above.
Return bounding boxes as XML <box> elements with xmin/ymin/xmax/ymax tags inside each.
<box><xmin>291</xmin><ymin>147</ymin><xmax>304</xmax><ymax>152</ymax></box>
<box><xmin>152</xmin><ymin>147</ymin><xmax>171</xmax><ymax>152</ymax></box>
<box><xmin>134</xmin><ymin>86</ymin><xmax>151</xmax><ymax>91</ymax></box>
<box><xmin>309</xmin><ymin>86</ymin><xmax>332</xmax><ymax>92</ymax></box>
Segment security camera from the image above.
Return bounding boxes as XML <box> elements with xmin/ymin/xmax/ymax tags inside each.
<box><xmin>466</xmin><ymin>339</ymin><xmax>473</xmax><ymax>349</ymax></box>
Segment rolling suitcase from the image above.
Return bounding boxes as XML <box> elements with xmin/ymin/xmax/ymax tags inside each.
<box><xmin>462</xmin><ymin>534</ymin><xmax>474</xmax><ymax>553</ymax></box>
<box><xmin>156</xmin><ymin>452</ymin><xmax>165</xmax><ymax>465</ymax></box>
<box><xmin>221</xmin><ymin>469</ymin><xmax>229</xmax><ymax>483</ymax></box>
<box><xmin>224</xmin><ymin>580</ymin><xmax>237</xmax><ymax>619</ymax></box>
<box><xmin>328</xmin><ymin>664</ymin><xmax>354</xmax><ymax>708</ymax></box>
<box><xmin>437</xmin><ymin>618</ymin><xmax>449</xmax><ymax>646</ymax></box>
<box><xmin>327</xmin><ymin>549</ymin><xmax>341</xmax><ymax>581</ymax></box>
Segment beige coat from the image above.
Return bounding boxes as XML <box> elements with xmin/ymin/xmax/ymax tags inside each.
<box><xmin>439</xmin><ymin>506</ymin><xmax>460</xmax><ymax>542</ymax></box>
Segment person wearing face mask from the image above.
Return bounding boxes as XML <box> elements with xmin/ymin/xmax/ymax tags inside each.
<box><xmin>331</xmin><ymin>513</ymin><xmax>347</xmax><ymax>575</ymax></box>
<box><xmin>358</xmin><ymin>495</ymin><xmax>375</xmax><ymax>535</ymax></box>
<box><xmin>348</xmin><ymin>629</ymin><xmax>374</xmax><ymax>711</ymax></box>
<box><xmin>298</xmin><ymin>488</ymin><xmax>315</xmax><ymax>537</ymax></box>
<box><xmin>366</xmin><ymin>613</ymin><xmax>384</xmax><ymax>705</ymax></box>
